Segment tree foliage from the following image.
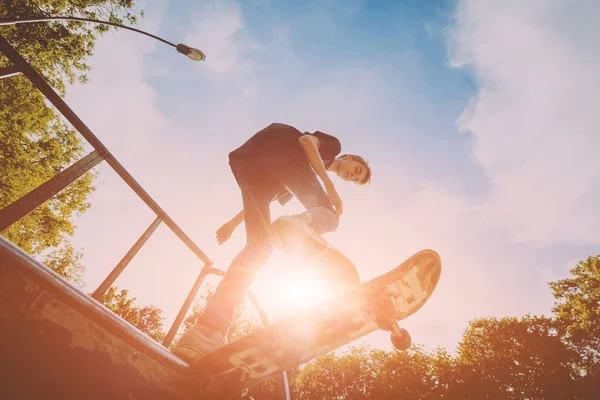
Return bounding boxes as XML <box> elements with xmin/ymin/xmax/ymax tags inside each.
<box><xmin>550</xmin><ymin>255</ymin><xmax>600</xmax><ymax>392</ymax></box>
<box><xmin>287</xmin><ymin>345</ymin><xmax>458</xmax><ymax>400</ymax></box>
<box><xmin>294</xmin><ymin>345</ymin><xmax>445</xmax><ymax>400</ymax></box>
<box><xmin>99</xmin><ymin>286</ymin><xmax>165</xmax><ymax>342</ymax></box>
<box><xmin>43</xmin><ymin>242</ymin><xmax>85</xmax><ymax>288</ymax></box>
<box><xmin>453</xmin><ymin>316</ymin><xmax>586</xmax><ymax>399</ymax></box>
<box><xmin>0</xmin><ymin>1</ymin><xmax>141</xmax><ymax>285</ymax></box>
<box><xmin>550</xmin><ymin>255</ymin><xmax>600</xmax><ymax>355</ymax></box>
<box><xmin>287</xmin><ymin>316</ymin><xmax>591</xmax><ymax>399</ymax></box>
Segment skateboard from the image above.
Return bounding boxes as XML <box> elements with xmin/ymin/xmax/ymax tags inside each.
<box><xmin>185</xmin><ymin>248</ymin><xmax>442</xmax><ymax>399</ymax></box>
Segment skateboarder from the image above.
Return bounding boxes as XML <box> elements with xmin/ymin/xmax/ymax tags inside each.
<box><xmin>172</xmin><ymin>123</ymin><xmax>371</xmax><ymax>362</ymax></box>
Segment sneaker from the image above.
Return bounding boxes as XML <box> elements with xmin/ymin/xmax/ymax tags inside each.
<box><xmin>171</xmin><ymin>323</ymin><xmax>227</xmax><ymax>363</ymax></box>
<box><xmin>269</xmin><ymin>215</ymin><xmax>360</xmax><ymax>291</ymax></box>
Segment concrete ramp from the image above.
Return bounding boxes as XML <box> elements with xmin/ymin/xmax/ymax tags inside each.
<box><xmin>0</xmin><ymin>237</ymin><xmax>202</xmax><ymax>399</ymax></box>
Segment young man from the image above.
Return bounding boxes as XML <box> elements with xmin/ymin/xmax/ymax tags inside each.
<box><xmin>172</xmin><ymin>123</ymin><xmax>371</xmax><ymax>362</ymax></box>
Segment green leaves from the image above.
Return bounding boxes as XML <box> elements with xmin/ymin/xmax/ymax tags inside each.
<box><xmin>291</xmin><ymin>345</ymin><xmax>454</xmax><ymax>400</ymax></box>
<box><xmin>99</xmin><ymin>286</ymin><xmax>165</xmax><ymax>341</ymax></box>
<box><xmin>550</xmin><ymin>255</ymin><xmax>600</xmax><ymax>385</ymax></box>
<box><xmin>550</xmin><ymin>256</ymin><xmax>600</xmax><ymax>345</ymax></box>
<box><xmin>279</xmin><ymin>315</ymin><xmax>590</xmax><ymax>399</ymax></box>
<box><xmin>44</xmin><ymin>242</ymin><xmax>85</xmax><ymax>288</ymax></box>
<box><xmin>455</xmin><ymin>316</ymin><xmax>585</xmax><ymax>400</ymax></box>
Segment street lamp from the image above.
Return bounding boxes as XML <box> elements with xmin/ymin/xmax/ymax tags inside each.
<box><xmin>0</xmin><ymin>16</ymin><xmax>205</xmax><ymax>62</ymax></box>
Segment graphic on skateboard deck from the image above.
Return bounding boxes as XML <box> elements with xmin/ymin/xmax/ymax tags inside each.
<box><xmin>185</xmin><ymin>249</ymin><xmax>442</xmax><ymax>398</ymax></box>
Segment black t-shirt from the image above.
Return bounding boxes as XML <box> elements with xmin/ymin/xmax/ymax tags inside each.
<box><xmin>229</xmin><ymin>123</ymin><xmax>342</xmax><ymax>205</ymax></box>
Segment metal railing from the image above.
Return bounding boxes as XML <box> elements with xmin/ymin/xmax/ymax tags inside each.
<box><xmin>0</xmin><ymin>35</ymin><xmax>290</xmax><ymax>399</ymax></box>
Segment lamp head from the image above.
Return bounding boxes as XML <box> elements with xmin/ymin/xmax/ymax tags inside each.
<box><xmin>176</xmin><ymin>43</ymin><xmax>205</xmax><ymax>62</ymax></box>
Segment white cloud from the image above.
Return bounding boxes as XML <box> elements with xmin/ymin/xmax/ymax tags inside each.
<box><xmin>184</xmin><ymin>0</ymin><xmax>253</xmax><ymax>74</ymax></box>
<box><xmin>448</xmin><ymin>0</ymin><xmax>600</xmax><ymax>245</ymax></box>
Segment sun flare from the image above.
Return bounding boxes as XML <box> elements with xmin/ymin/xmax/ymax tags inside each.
<box><xmin>271</xmin><ymin>275</ymin><xmax>330</xmax><ymax>308</ymax></box>
<box><xmin>252</xmin><ymin>257</ymin><xmax>333</xmax><ymax>315</ymax></box>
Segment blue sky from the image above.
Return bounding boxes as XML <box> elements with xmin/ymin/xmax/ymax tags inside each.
<box><xmin>58</xmin><ymin>0</ymin><xmax>600</xmax><ymax>354</ymax></box>
<box><xmin>151</xmin><ymin>0</ymin><xmax>482</xmax><ymax>195</ymax></box>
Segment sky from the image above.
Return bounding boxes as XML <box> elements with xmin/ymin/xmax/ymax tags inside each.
<box><xmin>53</xmin><ymin>0</ymin><xmax>600</xmax><ymax>355</ymax></box>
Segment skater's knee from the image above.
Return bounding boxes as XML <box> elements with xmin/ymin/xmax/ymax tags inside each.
<box><xmin>309</xmin><ymin>206</ymin><xmax>339</xmax><ymax>234</ymax></box>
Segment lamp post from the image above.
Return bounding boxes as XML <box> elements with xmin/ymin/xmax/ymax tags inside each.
<box><xmin>0</xmin><ymin>16</ymin><xmax>205</xmax><ymax>62</ymax></box>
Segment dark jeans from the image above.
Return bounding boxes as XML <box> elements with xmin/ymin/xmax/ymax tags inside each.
<box><xmin>197</xmin><ymin>156</ymin><xmax>338</xmax><ymax>334</ymax></box>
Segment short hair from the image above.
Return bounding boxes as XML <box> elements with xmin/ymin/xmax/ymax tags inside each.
<box><xmin>337</xmin><ymin>154</ymin><xmax>372</xmax><ymax>185</ymax></box>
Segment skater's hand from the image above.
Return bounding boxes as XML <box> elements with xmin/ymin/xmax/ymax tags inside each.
<box><xmin>325</xmin><ymin>182</ymin><xmax>343</xmax><ymax>216</ymax></box>
<box><xmin>216</xmin><ymin>221</ymin><xmax>236</xmax><ymax>244</ymax></box>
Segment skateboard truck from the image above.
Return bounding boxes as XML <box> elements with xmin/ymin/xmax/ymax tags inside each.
<box><xmin>371</xmin><ymin>290</ymin><xmax>412</xmax><ymax>351</ymax></box>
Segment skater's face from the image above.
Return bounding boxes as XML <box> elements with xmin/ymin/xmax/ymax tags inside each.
<box><xmin>337</xmin><ymin>158</ymin><xmax>368</xmax><ymax>184</ymax></box>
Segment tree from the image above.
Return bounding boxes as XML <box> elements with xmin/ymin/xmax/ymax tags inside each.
<box><xmin>43</xmin><ymin>243</ymin><xmax>85</xmax><ymax>288</ymax></box>
<box><xmin>293</xmin><ymin>345</ymin><xmax>444</xmax><ymax>400</ymax></box>
<box><xmin>98</xmin><ymin>286</ymin><xmax>165</xmax><ymax>342</ymax></box>
<box><xmin>294</xmin><ymin>346</ymin><xmax>376</xmax><ymax>400</ymax></box>
<box><xmin>454</xmin><ymin>315</ymin><xmax>586</xmax><ymax>400</ymax></box>
<box><xmin>427</xmin><ymin>346</ymin><xmax>460</xmax><ymax>398</ymax></box>
<box><xmin>549</xmin><ymin>255</ymin><xmax>600</xmax><ymax>394</ymax></box>
<box><xmin>0</xmin><ymin>1</ymin><xmax>142</xmax><ymax>284</ymax></box>
<box><xmin>369</xmin><ymin>346</ymin><xmax>451</xmax><ymax>400</ymax></box>
<box><xmin>289</xmin><ymin>315</ymin><xmax>590</xmax><ymax>399</ymax></box>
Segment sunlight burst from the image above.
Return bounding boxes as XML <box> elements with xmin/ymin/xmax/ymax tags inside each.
<box><xmin>271</xmin><ymin>275</ymin><xmax>330</xmax><ymax>308</ymax></box>
<box><xmin>253</xmin><ymin>257</ymin><xmax>333</xmax><ymax>315</ymax></box>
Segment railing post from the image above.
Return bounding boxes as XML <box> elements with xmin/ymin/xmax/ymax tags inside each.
<box><xmin>162</xmin><ymin>267</ymin><xmax>216</xmax><ymax>347</ymax></box>
<box><xmin>91</xmin><ymin>216</ymin><xmax>163</xmax><ymax>301</ymax></box>
<box><xmin>0</xmin><ymin>150</ymin><xmax>104</xmax><ymax>232</ymax></box>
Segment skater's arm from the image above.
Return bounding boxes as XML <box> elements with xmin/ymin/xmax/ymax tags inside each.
<box><xmin>230</xmin><ymin>209</ymin><xmax>244</xmax><ymax>226</ymax></box>
<box><xmin>216</xmin><ymin>209</ymin><xmax>244</xmax><ymax>245</ymax></box>
<box><xmin>298</xmin><ymin>135</ymin><xmax>335</xmax><ymax>188</ymax></box>
<box><xmin>298</xmin><ymin>135</ymin><xmax>343</xmax><ymax>215</ymax></box>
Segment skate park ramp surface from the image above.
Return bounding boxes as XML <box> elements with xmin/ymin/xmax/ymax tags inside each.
<box><xmin>0</xmin><ymin>236</ymin><xmax>210</xmax><ymax>399</ymax></box>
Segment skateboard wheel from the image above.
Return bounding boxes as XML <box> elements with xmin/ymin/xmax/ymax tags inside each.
<box><xmin>391</xmin><ymin>328</ymin><xmax>411</xmax><ymax>351</ymax></box>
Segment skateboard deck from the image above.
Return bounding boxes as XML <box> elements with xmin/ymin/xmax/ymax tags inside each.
<box><xmin>185</xmin><ymin>249</ymin><xmax>442</xmax><ymax>398</ymax></box>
